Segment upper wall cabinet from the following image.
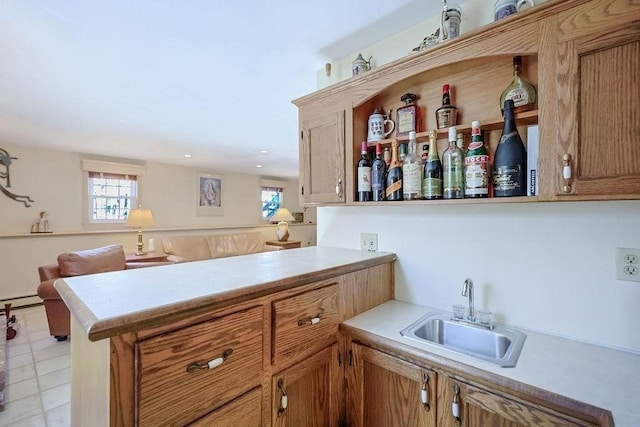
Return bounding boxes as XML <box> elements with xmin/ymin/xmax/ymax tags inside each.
<box><xmin>542</xmin><ymin>0</ymin><xmax>640</xmax><ymax>199</ymax></box>
<box><xmin>295</xmin><ymin>91</ymin><xmax>348</xmax><ymax>205</ymax></box>
<box><xmin>293</xmin><ymin>0</ymin><xmax>640</xmax><ymax>207</ymax></box>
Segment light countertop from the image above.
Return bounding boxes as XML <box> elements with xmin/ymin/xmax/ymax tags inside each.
<box><xmin>55</xmin><ymin>246</ymin><xmax>395</xmax><ymax>341</ymax></box>
<box><xmin>342</xmin><ymin>300</ymin><xmax>640</xmax><ymax>426</ymax></box>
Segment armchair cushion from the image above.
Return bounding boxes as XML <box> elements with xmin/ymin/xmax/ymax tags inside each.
<box><xmin>58</xmin><ymin>244</ymin><xmax>126</xmax><ymax>276</ymax></box>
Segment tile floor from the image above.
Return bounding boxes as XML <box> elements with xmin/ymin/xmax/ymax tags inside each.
<box><xmin>0</xmin><ymin>305</ymin><xmax>70</xmax><ymax>426</ymax></box>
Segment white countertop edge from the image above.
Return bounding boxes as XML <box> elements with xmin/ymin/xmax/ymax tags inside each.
<box><xmin>342</xmin><ymin>300</ymin><xmax>640</xmax><ymax>427</ymax></box>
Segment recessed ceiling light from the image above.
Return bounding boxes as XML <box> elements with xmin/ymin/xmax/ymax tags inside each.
<box><xmin>260</xmin><ymin>150</ymin><xmax>269</xmax><ymax>154</ymax></box>
<box><xmin>256</xmin><ymin>164</ymin><xmax>263</xmax><ymax>168</ymax></box>
<box><xmin>184</xmin><ymin>154</ymin><xmax>192</xmax><ymax>158</ymax></box>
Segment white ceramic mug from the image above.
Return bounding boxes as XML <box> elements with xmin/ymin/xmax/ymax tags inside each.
<box><xmin>494</xmin><ymin>0</ymin><xmax>518</xmax><ymax>20</ymax></box>
<box><xmin>367</xmin><ymin>113</ymin><xmax>395</xmax><ymax>142</ymax></box>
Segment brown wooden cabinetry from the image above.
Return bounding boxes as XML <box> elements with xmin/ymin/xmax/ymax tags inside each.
<box><xmin>298</xmin><ymin>96</ymin><xmax>348</xmax><ymax>205</ymax></box>
<box><xmin>272</xmin><ymin>344</ymin><xmax>340</xmax><ymax>427</ymax></box>
<box><xmin>348</xmin><ymin>344</ymin><xmax>436</xmax><ymax>427</ymax></box>
<box><xmin>102</xmin><ymin>259</ymin><xmax>394</xmax><ymax>426</ymax></box>
<box><xmin>345</xmin><ymin>340</ymin><xmax>611</xmax><ymax>427</ymax></box>
<box><xmin>293</xmin><ymin>0</ymin><xmax>640</xmax><ymax>207</ymax></box>
<box><xmin>543</xmin><ymin>0</ymin><xmax>640</xmax><ymax>198</ymax></box>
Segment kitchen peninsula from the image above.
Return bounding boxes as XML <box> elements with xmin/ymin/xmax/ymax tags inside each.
<box><xmin>55</xmin><ymin>246</ymin><xmax>396</xmax><ymax>426</ymax></box>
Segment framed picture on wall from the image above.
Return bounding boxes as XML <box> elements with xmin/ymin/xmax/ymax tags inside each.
<box><xmin>196</xmin><ymin>171</ymin><xmax>224</xmax><ymax>216</ymax></box>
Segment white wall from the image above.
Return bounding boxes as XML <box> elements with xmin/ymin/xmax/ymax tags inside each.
<box><xmin>0</xmin><ymin>142</ymin><xmax>316</xmax><ymax>303</ymax></box>
<box><xmin>318</xmin><ymin>202</ymin><xmax>640</xmax><ymax>352</ymax></box>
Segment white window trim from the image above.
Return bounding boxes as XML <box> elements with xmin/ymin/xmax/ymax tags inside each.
<box><xmin>81</xmin><ymin>159</ymin><xmax>146</xmax><ymax>229</ymax></box>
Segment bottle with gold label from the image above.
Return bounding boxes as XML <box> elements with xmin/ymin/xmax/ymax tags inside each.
<box><xmin>500</xmin><ymin>56</ymin><xmax>537</xmax><ymax>114</ymax></box>
<box><xmin>435</xmin><ymin>84</ymin><xmax>458</xmax><ymax>129</ymax></box>
<box><xmin>396</xmin><ymin>93</ymin><xmax>419</xmax><ymax>137</ymax></box>
<box><xmin>386</xmin><ymin>140</ymin><xmax>403</xmax><ymax>201</ymax></box>
<box><xmin>422</xmin><ymin>131</ymin><xmax>442</xmax><ymax>200</ymax></box>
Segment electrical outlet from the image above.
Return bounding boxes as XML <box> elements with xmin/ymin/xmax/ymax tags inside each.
<box><xmin>616</xmin><ymin>247</ymin><xmax>640</xmax><ymax>282</ymax></box>
<box><xmin>360</xmin><ymin>233</ymin><xmax>378</xmax><ymax>252</ymax></box>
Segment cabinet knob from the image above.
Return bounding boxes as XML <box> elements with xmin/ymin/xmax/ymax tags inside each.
<box><xmin>186</xmin><ymin>348</ymin><xmax>233</xmax><ymax>373</ymax></box>
<box><xmin>335</xmin><ymin>178</ymin><xmax>343</xmax><ymax>201</ymax></box>
<box><xmin>297</xmin><ymin>313</ymin><xmax>322</xmax><ymax>326</ymax></box>
<box><xmin>562</xmin><ymin>153</ymin><xmax>572</xmax><ymax>193</ymax></box>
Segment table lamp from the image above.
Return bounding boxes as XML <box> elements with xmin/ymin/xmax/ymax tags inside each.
<box><xmin>271</xmin><ymin>208</ymin><xmax>295</xmax><ymax>242</ymax></box>
<box><xmin>126</xmin><ymin>206</ymin><xmax>155</xmax><ymax>255</ymax></box>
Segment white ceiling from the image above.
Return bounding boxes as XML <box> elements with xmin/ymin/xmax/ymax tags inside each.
<box><xmin>0</xmin><ymin>1</ymin><xmax>441</xmax><ymax>178</ymax></box>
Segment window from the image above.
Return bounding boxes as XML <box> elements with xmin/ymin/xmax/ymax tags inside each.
<box><xmin>88</xmin><ymin>172</ymin><xmax>137</xmax><ymax>221</ymax></box>
<box><xmin>82</xmin><ymin>158</ymin><xmax>146</xmax><ymax>224</ymax></box>
<box><xmin>261</xmin><ymin>186</ymin><xmax>283</xmax><ymax>220</ymax></box>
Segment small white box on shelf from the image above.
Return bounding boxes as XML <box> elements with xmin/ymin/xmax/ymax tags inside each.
<box><xmin>527</xmin><ymin>125</ymin><xmax>539</xmax><ymax>196</ymax></box>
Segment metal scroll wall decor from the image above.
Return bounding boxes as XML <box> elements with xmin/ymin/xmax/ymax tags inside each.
<box><xmin>0</xmin><ymin>147</ymin><xmax>34</xmax><ymax>207</ymax></box>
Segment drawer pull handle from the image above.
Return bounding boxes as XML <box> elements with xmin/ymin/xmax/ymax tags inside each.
<box><xmin>562</xmin><ymin>153</ymin><xmax>572</xmax><ymax>193</ymax></box>
<box><xmin>186</xmin><ymin>348</ymin><xmax>233</xmax><ymax>373</ymax></box>
<box><xmin>421</xmin><ymin>372</ymin><xmax>430</xmax><ymax>411</ymax></box>
<box><xmin>452</xmin><ymin>383</ymin><xmax>462</xmax><ymax>426</ymax></box>
<box><xmin>297</xmin><ymin>314</ymin><xmax>321</xmax><ymax>326</ymax></box>
<box><xmin>277</xmin><ymin>378</ymin><xmax>288</xmax><ymax>417</ymax></box>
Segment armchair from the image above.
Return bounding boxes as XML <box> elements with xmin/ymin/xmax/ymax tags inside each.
<box><xmin>36</xmin><ymin>244</ymin><xmax>168</xmax><ymax>340</ymax></box>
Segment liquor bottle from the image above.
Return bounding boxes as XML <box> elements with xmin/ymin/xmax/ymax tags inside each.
<box><xmin>383</xmin><ymin>147</ymin><xmax>391</xmax><ymax>168</ymax></box>
<box><xmin>385</xmin><ymin>140</ymin><xmax>403</xmax><ymax>201</ymax></box>
<box><xmin>402</xmin><ymin>131</ymin><xmax>422</xmax><ymax>200</ymax></box>
<box><xmin>399</xmin><ymin>143</ymin><xmax>407</xmax><ymax>161</ymax></box>
<box><xmin>396</xmin><ymin>93</ymin><xmax>419</xmax><ymax>137</ymax></box>
<box><xmin>422</xmin><ymin>130</ymin><xmax>442</xmax><ymax>200</ymax></box>
<box><xmin>371</xmin><ymin>143</ymin><xmax>387</xmax><ymax>202</ymax></box>
<box><xmin>456</xmin><ymin>132</ymin><xmax>465</xmax><ymax>154</ymax></box>
<box><xmin>357</xmin><ymin>141</ymin><xmax>372</xmax><ymax>202</ymax></box>
<box><xmin>435</xmin><ymin>84</ymin><xmax>458</xmax><ymax>129</ymax></box>
<box><xmin>464</xmin><ymin>120</ymin><xmax>489</xmax><ymax>198</ymax></box>
<box><xmin>442</xmin><ymin>126</ymin><xmax>464</xmax><ymax>199</ymax></box>
<box><xmin>420</xmin><ymin>144</ymin><xmax>429</xmax><ymax>164</ymax></box>
<box><xmin>494</xmin><ymin>99</ymin><xmax>527</xmax><ymax>197</ymax></box>
<box><xmin>500</xmin><ymin>56</ymin><xmax>537</xmax><ymax>114</ymax></box>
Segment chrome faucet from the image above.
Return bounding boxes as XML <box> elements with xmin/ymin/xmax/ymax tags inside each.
<box><xmin>462</xmin><ymin>278</ymin><xmax>475</xmax><ymax>322</ymax></box>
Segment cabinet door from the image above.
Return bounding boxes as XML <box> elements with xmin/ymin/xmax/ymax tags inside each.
<box><xmin>348</xmin><ymin>344</ymin><xmax>436</xmax><ymax>427</ymax></box>
<box><xmin>300</xmin><ymin>109</ymin><xmax>346</xmax><ymax>205</ymax></box>
<box><xmin>188</xmin><ymin>387</ymin><xmax>262</xmax><ymax>427</ymax></box>
<box><xmin>438</xmin><ymin>375</ymin><xmax>596</xmax><ymax>427</ymax></box>
<box><xmin>272</xmin><ymin>344</ymin><xmax>341</xmax><ymax>427</ymax></box>
<box><xmin>547</xmin><ymin>1</ymin><xmax>640</xmax><ymax>198</ymax></box>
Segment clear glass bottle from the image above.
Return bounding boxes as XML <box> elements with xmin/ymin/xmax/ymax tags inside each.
<box><xmin>435</xmin><ymin>84</ymin><xmax>458</xmax><ymax>129</ymax></box>
<box><xmin>443</xmin><ymin>126</ymin><xmax>464</xmax><ymax>199</ymax></box>
<box><xmin>456</xmin><ymin>132</ymin><xmax>465</xmax><ymax>154</ymax></box>
<box><xmin>402</xmin><ymin>131</ymin><xmax>423</xmax><ymax>200</ymax></box>
<box><xmin>464</xmin><ymin>120</ymin><xmax>489</xmax><ymax>198</ymax></box>
<box><xmin>494</xmin><ymin>99</ymin><xmax>527</xmax><ymax>196</ymax></box>
<box><xmin>357</xmin><ymin>141</ymin><xmax>372</xmax><ymax>202</ymax></box>
<box><xmin>500</xmin><ymin>56</ymin><xmax>537</xmax><ymax>114</ymax></box>
<box><xmin>386</xmin><ymin>140</ymin><xmax>403</xmax><ymax>201</ymax></box>
<box><xmin>396</xmin><ymin>93</ymin><xmax>419</xmax><ymax>137</ymax></box>
<box><xmin>422</xmin><ymin>130</ymin><xmax>442</xmax><ymax>200</ymax></box>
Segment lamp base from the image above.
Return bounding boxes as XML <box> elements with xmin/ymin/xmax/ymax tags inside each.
<box><xmin>276</xmin><ymin>222</ymin><xmax>290</xmax><ymax>242</ymax></box>
<box><xmin>136</xmin><ymin>230</ymin><xmax>147</xmax><ymax>255</ymax></box>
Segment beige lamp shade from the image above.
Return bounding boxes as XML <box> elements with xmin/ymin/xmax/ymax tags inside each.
<box><xmin>271</xmin><ymin>208</ymin><xmax>295</xmax><ymax>242</ymax></box>
<box><xmin>126</xmin><ymin>208</ymin><xmax>155</xmax><ymax>228</ymax></box>
<box><xmin>126</xmin><ymin>207</ymin><xmax>155</xmax><ymax>255</ymax></box>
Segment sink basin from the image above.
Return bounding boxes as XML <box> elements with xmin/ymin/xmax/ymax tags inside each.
<box><xmin>400</xmin><ymin>312</ymin><xmax>526</xmax><ymax>367</ymax></box>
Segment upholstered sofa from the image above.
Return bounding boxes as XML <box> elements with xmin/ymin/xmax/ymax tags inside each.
<box><xmin>37</xmin><ymin>244</ymin><xmax>168</xmax><ymax>340</ymax></box>
<box><xmin>161</xmin><ymin>231</ymin><xmax>281</xmax><ymax>263</ymax></box>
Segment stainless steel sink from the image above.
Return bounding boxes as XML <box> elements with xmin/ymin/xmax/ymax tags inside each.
<box><xmin>400</xmin><ymin>312</ymin><xmax>526</xmax><ymax>367</ymax></box>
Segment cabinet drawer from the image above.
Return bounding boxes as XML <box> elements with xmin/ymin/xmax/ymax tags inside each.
<box><xmin>272</xmin><ymin>284</ymin><xmax>339</xmax><ymax>366</ymax></box>
<box><xmin>137</xmin><ymin>306</ymin><xmax>263</xmax><ymax>426</ymax></box>
<box><xmin>188</xmin><ymin>387</ymin><xmax>262</xmax><ymax>427</ymax></box>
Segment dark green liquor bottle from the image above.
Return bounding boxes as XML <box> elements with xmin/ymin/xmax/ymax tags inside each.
<box><xmin>422</xmin><ymin>130</ymin><xmax>443</xmax><ymax>199</ymax></box>
<box><xmin>385</xmin><ymin>140</ymin><xmax>403</xmax><ymax>201</ymax></box>
<box><xmin>464</xmin><ymin>120</ymin><xmax>489</xmax><ymax>198</ymax></box>
<box><xmin>372</xmin><ymin>143</ymin><xmax>387</xmax><ymax>201</ymax></box>
<box><xmin>493</xmin><ymin>99</ymin><xmax>527</xmax><ymax>197</ymax></box>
